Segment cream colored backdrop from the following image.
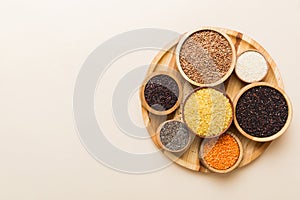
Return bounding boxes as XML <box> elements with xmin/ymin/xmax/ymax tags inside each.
<box><xmin>0</xmin><ymin>0</ymin><xmax>299</xmax><ymax>199</ymax></box>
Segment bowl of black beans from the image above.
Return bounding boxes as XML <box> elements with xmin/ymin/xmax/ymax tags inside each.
<box><xmin>140</xmin><ymin>71</ymin><xmax>182</xmax><ymax>115</ymax></box>
<box><xmin>234</xmin><ymin>82</ymin><xmax>292</xmax><ymax>142</ymax></box>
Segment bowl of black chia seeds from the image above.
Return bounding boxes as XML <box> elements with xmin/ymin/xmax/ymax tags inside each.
<box><xmin>234</xmin><ymin>82</ymin><xmax>292</xmax><ymax>142</ymax></box>
<box><xmin>175</xmin><ymin>27</ymin><xmax>236</xmax><ymax>87</ymax></box>
<box><xmin>156</xmin><ymin>120</ymin><xmax>192</xmax><ymax>153</ymax></box>
<box><xmin>141</xmin><ymin>71</ymin><xmax>182</xmax><ymax>115</ymax></box>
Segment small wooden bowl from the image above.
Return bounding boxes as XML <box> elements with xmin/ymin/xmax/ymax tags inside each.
<box><xmin>199</xmin><ymin>132</ymin><xmax>243</xmax><ymax>174</ymax></box>
<box><xmin>175</xmin><ymin>27</ymin><xmax>236</xmax><ymax>87</ymax></box>
<box><xmin>156</xmin><ymin>119</ymin><xmax>191</xmax><ymax>153</ymax></box>
<box><xmin>182</xmin><ymin>87</ymin><xmax>234</xmax><ymax>138</ymax></box>
<box><xmin>140</xmin><ymin>71</ymin><xmax>182</xmax><ymax>115</ymax></box>
<box><xmin>233</xmin><ymin>82</ymin><xmax>293</xmax><ymax>142</ymax></box>
<box><xmin>235</xmin><ymin>49</ymin><xmax>269</xmax><ymax>83</ymax></box>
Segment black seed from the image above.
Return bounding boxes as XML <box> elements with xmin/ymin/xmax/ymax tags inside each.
<box><xmin>144</xmin><ymin>74</ymin><xmax>179</xmax><ymax>111</ymax></box>
<box><xmin>236</xmin><ymin>86</ymin><xmax>288</xmax><ymax>138</ymax></box>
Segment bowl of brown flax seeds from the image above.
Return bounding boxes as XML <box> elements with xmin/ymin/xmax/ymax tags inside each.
<box><xmin>175</xmin><ymin>27</ymin><xmax>236</xmax><ymax>87</ymax></box>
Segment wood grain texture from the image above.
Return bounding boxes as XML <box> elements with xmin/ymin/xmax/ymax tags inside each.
<box><xmin>140</xmin><ymin>27</ymin><xmax>284</xmax><ymax>173</ymax></box>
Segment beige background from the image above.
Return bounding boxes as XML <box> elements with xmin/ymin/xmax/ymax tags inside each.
<box><xmin>0</xmin><ymin>0</ymin><xmax>300</xmax><ymax>199</ymax></box>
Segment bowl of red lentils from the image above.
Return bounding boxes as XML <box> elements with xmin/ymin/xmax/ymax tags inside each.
<box><xmin>199</xmin><ymin>131</ymin><xmax>243</xmax><ymax>173</ymax></box>
<box><xmin>175</xmin><ymin>27</ymin><xmax>236</xmax><ymax>87</ymax></box>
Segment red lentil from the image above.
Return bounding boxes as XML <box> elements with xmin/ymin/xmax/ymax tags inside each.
<box><xmin>202</xmin><ymin>133</ymin><xmax>240</xmax><ymax>170</ymax></box>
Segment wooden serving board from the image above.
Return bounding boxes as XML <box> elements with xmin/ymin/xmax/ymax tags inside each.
<box><xmin>141</xmin><ymin>27</ymin><xmax>284</xmax><ymax>173</ymax></box>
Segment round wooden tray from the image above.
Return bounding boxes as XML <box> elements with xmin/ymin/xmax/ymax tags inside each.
<box><xmin>140</xmin><ymin>27</ymin><xmax>284</xmax><ymax>173</ymax></box>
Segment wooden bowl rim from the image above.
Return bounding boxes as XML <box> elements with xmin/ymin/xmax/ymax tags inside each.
<box><xmin>141</xmin><ymin>27</ymin><xmax>288</xmax><ymax>173</ymax></box>
<box><xmin>233</xmin><ymin>82</ymin><xmax>293</xmax><ymax>142</ymax></box>
<box><xmin>199</xmin><ymin>131</ymin><xmax>244</xmax><ymax>174</ymax></box>
<box><xmin>182</xmin><ymin>86</ymin><xmax>234</xmax><ymax>138</ymax></box>
<box><xmin>156</xmin><ymin>119</ymin><xmax>191</xmax><ymax>153</ymax></box>
<box><xmin>140</xmin><ymin>71</ymin><xmax>182</xmax><ymax>116</ymax></box>
<box><xmin>175</xmin><ymin>26</ymin><xmax>237</xmax><ymax>87</ymax></box>
<box><xmin>235</xmin><ymin>49</ymin><xmax>270</xmax><ymax>83</ymax></box>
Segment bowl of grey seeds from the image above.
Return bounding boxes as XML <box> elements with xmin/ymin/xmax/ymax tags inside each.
<box><xmin>156</xmin><ymin>120</ymin><xmax>192</xmax><ymax>153</ymax></box>
<box><xmin>175</xmin><ymin>27</ymin><xmax>236</xmax><ymax>87</ymax></box>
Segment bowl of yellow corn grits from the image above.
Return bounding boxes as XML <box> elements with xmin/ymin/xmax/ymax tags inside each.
<box><xmin>183</xmin><ymin>87</ymin><xmax>233</xmax><ymax>138</ymax></box>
